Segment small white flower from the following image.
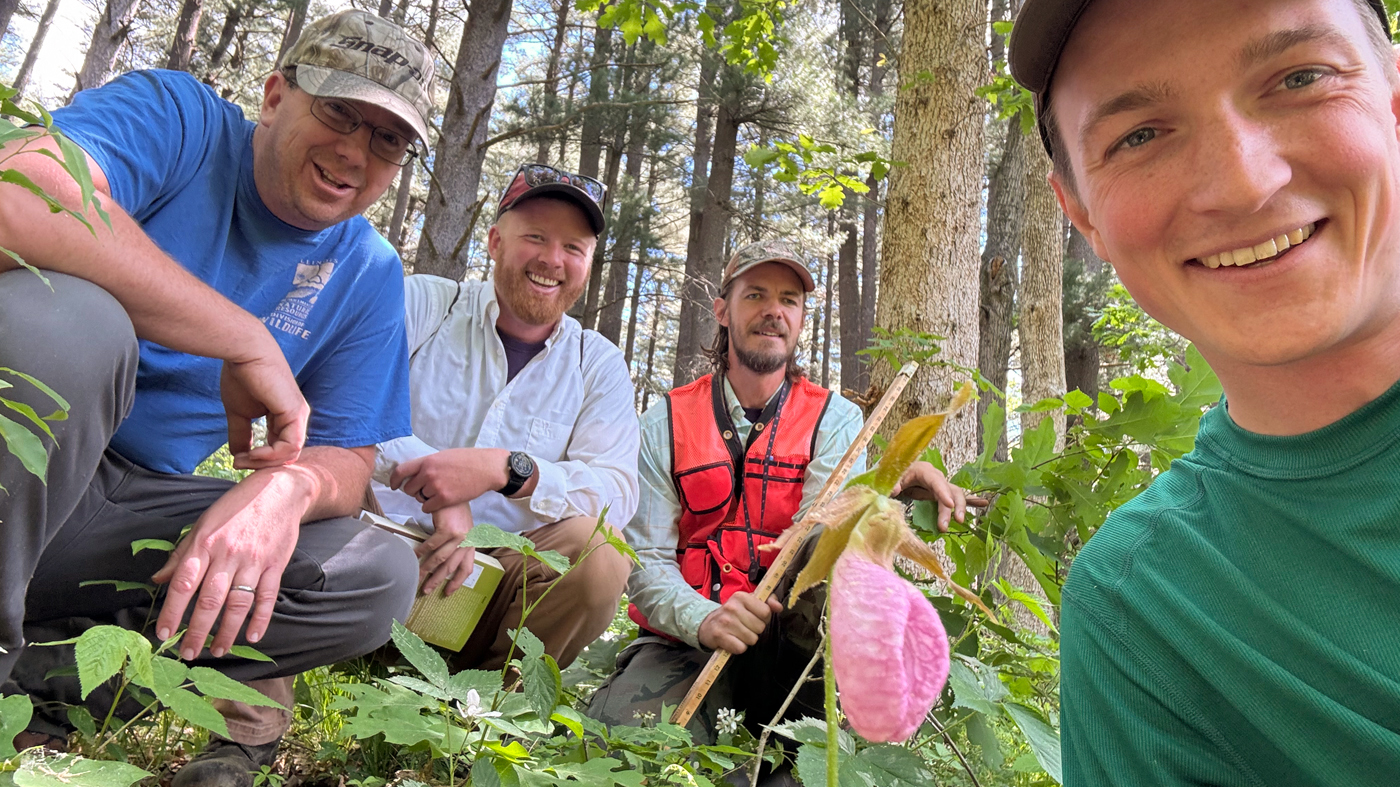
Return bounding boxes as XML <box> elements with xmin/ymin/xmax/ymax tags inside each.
<box><xmin>456</xmin><ymin>689</ymin><xmax>502</xmax><ymax>723</ymax></box>
<box><xmin>716</xmin><ymin>707</ymin><xmax>744</xmax><ymax>736</ymax></box>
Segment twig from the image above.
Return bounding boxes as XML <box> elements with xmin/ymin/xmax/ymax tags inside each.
<box><xmin>928</xmin><ymin>714</ymin><xmax>983</xmax><ymax>787</ymax></box>
<box><xmin>749</xmin><ymin>638</ymin><xmax>825</xmax><ymax>787</ymax></box>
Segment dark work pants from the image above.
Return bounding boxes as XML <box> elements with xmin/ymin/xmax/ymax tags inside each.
<box><xmin>0</xmin><ymin>270</ymin><xmax>418</xmax><ymax>739</ymax></box>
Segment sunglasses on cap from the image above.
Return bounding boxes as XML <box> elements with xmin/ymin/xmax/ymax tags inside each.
<box><xmin>501</xmin><ymin>164</ymin><xmax>607</xmax><ymax>207</ymax></box>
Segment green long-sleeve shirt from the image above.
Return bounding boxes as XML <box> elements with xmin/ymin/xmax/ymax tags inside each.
<box><xmin>1062</xmin><ymin>383</ymin><xmax>1400</xmax><ymax>786</ymax></box>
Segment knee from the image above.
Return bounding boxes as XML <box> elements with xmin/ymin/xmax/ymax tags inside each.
<box><xmin>338</xmin><ymin>528</ymin><xmax>419</xmax><ymax>649</ymax></box>
<box><xmin>556</xmin><ymin>519</ymin><xmax>630</xmax><ymax>611</ymax></box>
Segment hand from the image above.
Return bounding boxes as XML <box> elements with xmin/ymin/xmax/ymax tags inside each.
<box><xmin>220</xmin><ymin>339</ymin><xmax>309</xmax><ymax>469</ymax></box>
<box><xmin>419</xmin><ymin>502</ymin><xmax>477</xmax><ymax>597</ymax></box>
<box><xmin>697</xmin><ymin>591</ymin><xmax>782</xmax><ymax>655</ymax></box>
<box><xmin>892</xmin><ymin>461</ymin><xmax>989</xmax><ymax>532</ymax></box>
<box><xmin>391</xmin><ymin>448</ymin><xmax>509</xmax><ymax>513</ymax></box>
<box><xmin>152</xmin><ymin>468</ymin><xmax>307</xmax><ymax>660</ymax></box>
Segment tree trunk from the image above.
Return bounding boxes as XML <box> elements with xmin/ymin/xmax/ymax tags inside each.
<box><xmin>671</xmin><ymin>50</ymin><xmax>720</xmax><ymax>385</ymax></box>
<box><xmin>275</xmin><ymin>0</ymin><xmax>308</xmax><ymax>65</ymax></box>
<box><xmin>624</xmin><ymin>257</ymin><xmax>645</xmax><ymax>365</ymax></box>
<box><xmin>673</xmin><ymin>82</ymin><xmax>740</xmax><ymax>386</ymax></box>
<box><xmin>424</xmin><ymin>0</ymin><xmax>441</xmax><ymax>48</ymax></box>
<box><xmin>207</xmin><ymin>0</ymin><xmax>244</xmax><ymax>70</ymax></box>
<box><xmin>569</xmin><ymin>25</ymin><xmax>614</xmax><ymax>322</ymax></box>
<box><xmin>822</xmin><ymin>237</ymin><xmax>836</xmax><ymax>388</ymax></box>
<box><xmin>639</xmin><ymin>297</ymin><xmax>661</xmax><ymax>411</ymax></box>
<box><xmin>597</xmin><ymin>113</ymin><xmax>645</xmax><ymax>342</ymax></box>
<box><xmin>1064</xmin><ymin>226</ymin><xmax>1105</xmax><ymax>403</ymax></box>
<box><xmin>0</xmin><ymin>0</ymin><xmax>20</xmax><ymax>40</ymax></box>
<box><xmin>1019</xmin><ymin>133</ymin><xmax>1066</xmax><ymax>448</ymax></box>
<box><xmin>535</xmin><ymin>0</ymin><xmax>571</xmax><ymax>164</ymax></box>
<box><xmin>164</xmin><ymin>0</ymin><xmax>203</xmax><ymax>71</ymax></box>
<box><xmin>872</xmin><ymin>0</ymin><xmax>986</xmax><ymax>466</ymax></box>
<box><xmin>978</xmin><ymin>116</ymin><xmax>1027</xmax><ymax>458</ymax></box>
<box><xmin>837</xmin><ymin>202</ymin><xmax>859</xmax><ymax>394</ymax></box>
<box><xmin>416</xmin><ymin>0</ymin><xmax>515</xmax><ymax>281</ymax></box>
<box><xmin>377</xmin><ymin>0</ymin><xmax>393</xmax><ymax>17</ymax></box>
<box><xmin>857</xmin><ymin>0</ymin><xmax>893</xmax><ymax>395</ymax></box>
<box><xmin>70</xmin><ymin>0</ymin><xmax>144</xmax><ymax>101</ymax></box>
<box><xmin>387</xmin><ymin>161</ymin><xmax>415</xmax><ymax>253</ymax></box>
<box><xmin>13</xmin><ymin>0</ymin><xmax>61</xmax><ymax>98</ymax></box>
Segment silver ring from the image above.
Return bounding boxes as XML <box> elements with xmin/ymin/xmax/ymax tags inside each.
<box><xmin>231</xmin><ymin>584</ymin><xmax>256</xmax><ymax>594</ymax></box>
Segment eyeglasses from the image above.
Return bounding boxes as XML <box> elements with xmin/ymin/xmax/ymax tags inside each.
<box><xmin>505</xmin><ymin>164</ymin><xmax>606</xmax><ymax>206</ymax></box>
<box><xmin>308</xmin><ymin>96</ymin><xmax>418</xmax><ymax>166</ymax></box>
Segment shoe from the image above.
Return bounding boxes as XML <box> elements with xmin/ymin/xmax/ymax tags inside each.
<box><xmin>12</xmin><ymin>730</ymin><xmax>67</xmax><ymax>753</ymax></box>
<box><xmin>171</xmin><ymin>736</ymin><xmax>280</xmax><ymax>787</ymax></box>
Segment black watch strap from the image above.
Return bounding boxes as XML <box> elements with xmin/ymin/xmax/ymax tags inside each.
<box><xmin>500</xmin><ymin>451</ymin><xmax>535</xmax><ymax>496</ymax></box>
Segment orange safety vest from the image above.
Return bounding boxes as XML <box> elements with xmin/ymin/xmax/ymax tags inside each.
<box><xmin>629</xmin><ymin>373</ymin><xmax>832</xmax><ymax>638</ymax></box>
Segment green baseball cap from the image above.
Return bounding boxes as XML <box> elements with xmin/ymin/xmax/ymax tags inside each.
<box><xmin>722</xmin><ymin>240</ymin><xmax>815</xmax><ymax>293</ymax></box>
<box><xmin>279</xmin><ymin>9</ymin><xmax>434</xmax><ymax>145</ymax></box>
<box><xmin>1008</xmin><ymin>0</ymin><xmax>1391</xmax><ymax>157</ymax></box>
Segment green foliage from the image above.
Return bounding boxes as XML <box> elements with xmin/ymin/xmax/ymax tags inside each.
<box><xmin>743</xmin><ymin>135</ymin><xmax>893</xmax><ymax>210</ymax></box>
<box><xmin>976</xmin><ymin>23</ymin><xmax>1035</xmax><ymax>133</ymax></box>
<box><xmin>1093</xmin><ymin>283</ymin><xmax>1189</xmax><ymax>372</ymax></box>
<box><xmin>579</xmin><ymin>0</ymin><xmax>787</xmax><ymax>76</ymax></box>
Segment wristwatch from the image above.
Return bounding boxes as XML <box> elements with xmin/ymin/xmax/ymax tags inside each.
<box><xmin>500</xmin><ymin>451</ymin><xmax>536</xmax><ymax>496</ymax></box>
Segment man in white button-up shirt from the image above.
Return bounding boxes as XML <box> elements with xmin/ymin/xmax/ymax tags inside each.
<box><xmin>372</xmin><ymin>163</ymin><xmax>640</xmax><ymax>672</ymax></box>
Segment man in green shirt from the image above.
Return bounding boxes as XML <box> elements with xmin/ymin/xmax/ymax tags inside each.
<box><xmin>1009</xmin><ymin>0</ymin><xmax>1400</xmax><ymax>783</ymax></box>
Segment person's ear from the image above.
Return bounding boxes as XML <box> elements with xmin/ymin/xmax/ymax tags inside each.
<box><xmin>713</xmin><ymin>295</ymin><xmax>729</xmax><ymax>328</ymax></box>
<box><xmin>259</xmin><ymin>72</ymin><xmax>289</xmax><ymax>128</ymax></box>
<box><xmin>1050</xmin><ymin>170</ymin><xmax>1110</xmax><ymax>262</ymax></box>
<box><xmin>487</xmin><ymin>223</ymin><xmax>503</xmax><ymax>262</ymax></box>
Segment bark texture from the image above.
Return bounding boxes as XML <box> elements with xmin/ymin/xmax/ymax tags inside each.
<box><xmin>70</xmin><ymin>0</ymin><xmax>144</xmax><ymax>101</ymax></box>
<box><xmin>13</xmin><ymin>0</ymin><xmax>61</xmax><ymax>97</ymax></box>
<box><xmin>0</xmin><ymin>0</ymin><xmax>19</xmax><ymax>40</ymax></box>
<box><xmin>275</xmin><ymin>0</ymin><xmax>308</xmax><ymax>65</ymax></box>
<box><xmin>978</xmin><ymin>116</ymin><xmax>1026</xmax><ymax>458</ymax></box>
<box><xmin>872</xmin><ymin>0</ymin><xmax>987</xmax><ymax>466</ymax></box>
<box><xmin>416</xmin><ymin>0</ymin><xmax>516</xmax><ymax>280</ymax></box>
<box><xmin>1018</xmin><ymin>134</ymin><xmax>1066</xmax><ymax>449</ymax></box>
<box><xmin>1064</xmin><ymin>226</ymin><xmax>1105</xmax><ymax>404</ymax></box>
<box><xmin>165</xmin><ymin>0</ymin><xmax>204</xmax><ymax>71</ymax></box>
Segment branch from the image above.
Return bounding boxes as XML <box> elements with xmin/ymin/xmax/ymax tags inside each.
<box><xmin>481</xmin><ymin>99</ymin><xmax>691</xmax><ymax>149</ymax></box>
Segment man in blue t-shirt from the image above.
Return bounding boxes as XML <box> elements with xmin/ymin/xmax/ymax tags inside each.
<box><xmin>0</xmin><ymin>10</ymin><xmax>431</xmax><ymax>783</ymax></box>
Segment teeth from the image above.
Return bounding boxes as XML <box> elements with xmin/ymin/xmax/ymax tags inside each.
<box><xmin>527</xmin><ymin>272</ymin><xmax>561</xmax><ymax>287</ymax></box>
<box><xmin>1199</xmin><ymin>222</ymin><xmax>1315</xmax><ymax>269</ymax></box>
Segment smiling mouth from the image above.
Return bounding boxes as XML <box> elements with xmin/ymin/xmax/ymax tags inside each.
<box><xmin>1195</xmin><ymin>222</ymin><xmax>1317</xmax><ymax>269</ymax></box>
<box><xmin>526</xmin><ymin>272</ymin><xmax>561</xmax><ymax>288</ymax></box>
<box><xmin>315</xmin><ymin>164</ymin><xmax>353</xmax><ymax>190</ymax></box>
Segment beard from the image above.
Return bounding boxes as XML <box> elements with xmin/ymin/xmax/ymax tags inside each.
<box><xmin>731</xmin><ymin>321</ymin><xmax>796</xmax><ymax>374</ymax></box>
<box><xmin>496</xmin><ymin>264</ymin><xmax>587</xmax><ymax>326</ymax></box>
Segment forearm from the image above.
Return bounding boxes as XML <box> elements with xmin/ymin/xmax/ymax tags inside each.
<box><xmin>627</xmin><ymin>554</ymin><xmax>719</xmax><ymax>649</ymax></box>
<box><xmin>0</xmin><ymin>136</ymin><xmax>274</xmax><ymax>363</ymax></box>
<box><xmin>247</xmin><ymin>445</ymin><xmax>374</xmax><ymax>524</ymax></box>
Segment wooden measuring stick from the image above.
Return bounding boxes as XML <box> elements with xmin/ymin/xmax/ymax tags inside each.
<box><xmin>668</xmin><ymin>360</ymin><xmax>921</xmax><ymax>728</ymax></box>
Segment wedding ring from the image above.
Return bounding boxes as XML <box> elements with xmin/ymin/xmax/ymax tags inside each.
<box><xmin>231</xmin><ymin>584</ymin><xmax>256</xmax><ymax>594</ymax></box>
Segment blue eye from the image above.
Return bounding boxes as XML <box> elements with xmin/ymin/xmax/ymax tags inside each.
<box><xmin>1121</xmin><ymin>127</ymin><xmax>1156</xmax><ymax>149</ymax></box>
<box><xmin>1283</xmin><ymin>69</ymin><xmax>1321</xmax><ymax>90</ymax></box>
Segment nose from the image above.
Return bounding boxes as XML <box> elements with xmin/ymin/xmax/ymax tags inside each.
<box><xmin>1184</xmin><ymin>106</ymin><xmax>1291</xmax><ymax>216</ymax></box>
<box><xmin>330</xmin><ymin>125</ymin><xmax>374</xmax><ymax>168</ymax></box>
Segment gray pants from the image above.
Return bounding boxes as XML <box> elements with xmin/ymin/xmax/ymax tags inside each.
<box><xmin>0</xmin><ymin>270</ymin><xmax>418</xmax><ymax>737</ymax></box>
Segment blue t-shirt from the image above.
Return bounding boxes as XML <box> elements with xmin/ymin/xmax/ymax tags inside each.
<box><xmin>51</xmin><ymin>70</ymin><xmax>412</xmax><ymax>474</ymax></box>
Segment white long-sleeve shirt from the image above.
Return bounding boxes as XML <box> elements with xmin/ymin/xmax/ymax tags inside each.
<box><xmin>372</xmin><ymin>275</ymin><xmax>640</xmax><ymax>534</ymax></box>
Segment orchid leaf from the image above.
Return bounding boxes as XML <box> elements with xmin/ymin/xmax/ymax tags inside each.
<box><xmin>788</xmin><ymin>487</ymin><xmax>879</xmax><ymax>606</ymax></box>
<box><xmin>897</xmin><ymin>531</ymin><xmax>996</xmax><ymax>619</ymax></box>
<box><xmin>863</xmin><ymin>383</ymin><xmax>975</xmax><ymax>495</ymax></box>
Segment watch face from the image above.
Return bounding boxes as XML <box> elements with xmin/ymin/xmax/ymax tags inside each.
<box><xmin>510</xmin><ymin>451</ymin><xmax>535</xmax><ymax>476</ymax></box>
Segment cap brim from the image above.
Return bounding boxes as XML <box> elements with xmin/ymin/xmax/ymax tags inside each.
<box><xmin>498</xmin><ymin>182</ymin><xmax>606</xmax><ymax>236</ymax></box>
<box><xmin>295</xmin><ymin>64</ymin><xmax>429</xmax><ymax>147</ymax></box>
<box><xmin>727</xmin><ymin>257</ymin><xmax>816</xmax><ymax>293</ymax></box>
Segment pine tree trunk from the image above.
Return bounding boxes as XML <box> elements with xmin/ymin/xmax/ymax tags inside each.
<box><xmin>624</xmin><ymin>255</ymin><xmax>645</xmax><ymax>365</ymax></box>
<box><xmin>671</xmin><ymin>50</ymin><xmax>720</xmax><ymax>385</ymax></box>
<box><xmin>673</xmin><ymin>85</ymin><xmax>740</xmax><ymax>386</ymax></box>
<box><xmin>535</xmin><ymin>0</ymin><xmax>571</xmax><ymax>164</ymax></box>
<box><xmin>979</xmin><ymin>116</ymin><xmax>1027</xmax><ymax>458</ymax></box>
<box><xmin>387</xmin><ymin>161</ymin><xmax>415</xmax><ymax>253</ymax></box>
<box><xmin>416</xmin><ymin>0</ymin><xmax>516</xmax><ymax>281</ymax></box>
<box><xmin>569</xmin><ymin>25</ymin><xmax>614</xmax><ymax>321</ymax></box>
<box><xmin>837</xmin><ymin>202</ymin><xmax>859</xmax><ymax>393</ymax></box>
<box><xmin>822</xmin><ymin>240</ymin><xmax>836</xmax><ymax>388</ymax></box>
<box><xmin>424</xmin><ymin>0</ymin><xmax>441</xmax><ymax>48</ymax></box>
<box><xmin>639</xmin><ymin>299</ymin><xmax>660</xmax><ymax>411</ymax></box>
<box><xmin>872</xmin><ymin>0</ymin><xmax>986</xmax><ymax>465</ymax></box>
<box><xmin>70</xmin><ymin>0</ymin><xmax>144</xmax><ymax>101</ymax></box>
<box><xmin>1019</xmin><ymin>134</ymin><xmax>1066</xmax><ymax>448</ymax></box>
<box><xmin>0</xmin><ymin>0</ymin><xmax>20</xmax><ymax>40</ymax></box>
<box><xmin>377</xmin><ymin>0</ymin><xmax>393</xmax><ymax>17</ymax></box>
<box><xmin>207</xmin><ymin>0</ymin><xmax>244</xmax><ymax>69</ymax></box>
<box><xmin>13</xmin><ymin>0</ymin><xmax>61</xmax><ymax>98</ymax></box>
<box><xmin>164</xmin><ymin>0</ymin><xmax>204</xmax><ymax>71</ymax></box>
<box><xmin>1064</xmin><ymin>226</ymin><xmax>1104</xmax><ymax>403</ymax></box>
<box><xmin>597</xmin><ymin>102</ymin><xmax>647</xmax><ymax>343</ymax></box>
<box><xmin>857</xmin><ymin>0</ymin><xmax>893</xmax><ymax>395</ymax></box>
<box><xmin>275</xmin><ymin>0</ymin><xmax>308</xmax><ymax>65</ymax></box>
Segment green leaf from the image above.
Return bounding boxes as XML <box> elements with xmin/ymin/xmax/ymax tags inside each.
<box><xmin>53</xmin><ymin>131</ymin><xmax>111</xmax><ymax>230</ymax></box>
<box><xmin>521</xmin><ymin>654</ymin><xmax>561</xmax><ymax>721</ymax></box>
<box><xmin>867</xmin><ymin>383</ymin><xmax>975</xmax><ymax>495</ymax></box>
<box><xmin>390</xmin><ymin>620</ymin><xmax>449</xmax><ymax>688</ymax></box>
<box><xmin>1016</xmin><ymin>396</ymin><xmax>1063</xmax><ymax>414</ymax></box>
<box><xmin>1003</xmin><ymin>702</ymin><xmax>1063</xmax><ymax>784</ymax></box>
<box><xmin>963</xmin><ymin>711</ymin><xmax>1003</xmax><ymax>768</ymax></box>
<box><xmin>550</xmin><ymin>706</ymin><xmax>585</xmax><ymax>739</ymax></box>
<box><xmin>602</xmin><ymin>525</ymin><xmax>639</xmax><ymax>566</ymax></box>
<box><xmin>227</xmin><ymin>645</ymin><xmax>274</xmax><ymax>663</ymax></box>
<box><xmin>1063</xmin><ymin>389</ymin><xmax>1094</xmax><ymax>411</ymax></box>
<box><xmin>73</xmin><ymin>627</ymin><xmax>130</xmax><ymax>700</ymax></box>
<box><xmin>845</xmin><ymin>745</ymin><xmax>933</xmax><ymax>787</ymax></box>
<box><xmin>66</xmin><ymin>707</ymin><xmax>96</xmax><ymax>741</ymax></box>
<box><xmin>445</xmin><ymin>669</ymin><xmax>503</xmax><ymax>703</ymax></box>
<box><xmin>0</xmin><ymin>400</ymin><xmax>53</xmax><ymax>440</ymax></box>
<box><xmin>129</xmin><ymin>539</ymin><xmax>174</xmax><ymax>556</ymax></box>
<box><xmin>514</xmin><ymin>628</ymin><xmax>546</xmax><ymax>662</ymax></box>
<box><xmin>0</xmin><ymin>413</ymin><xmax>48</xmax><ymax>482</ymax></box>
<box><xmin>76</xmin><ymin>580</ymin><xmax>155</xmax><ymax>595</ymax></box>
<box><xmin>0</xmin><ymin>694</ymin><xmax>33</xmax><ymax>758</ymax></box>
<box><xmin>12</xmin><ymin>753</ymin><xmax>151</xmax><ymax>787</ymax></box>
<box><xmin>744</xmin><ymin>147</ymin><xmax>782</xmax><ymax>168</ymax></box>
<box><xmin>188</xmin><ymin>667</ymin><xmax>285</xmax><ymax>709</ymax></box>
<box><xmin>152</xmin><ymin>683</ymin><xmax>229</xmax><ymax>739</ymax></box>
<box><xmin>947</xmin><ymin>660</ymin><xmax>997</xmax><ymax>715</ymax></box>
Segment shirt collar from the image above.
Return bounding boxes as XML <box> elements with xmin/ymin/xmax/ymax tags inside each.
<box><xmin>481</xmin><ymin>275</ymin><xmax>576</xmax><ymax>349</ymax></box>
<box><xmin>720</xmin><ymin>375</ymin><xmax>782</xmax><ymax>426</ymax></box>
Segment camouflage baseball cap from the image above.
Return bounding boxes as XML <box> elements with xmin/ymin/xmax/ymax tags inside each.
<box><xmin>279</xmin><ymin>9</ymin><xmax>434</xmax><ymax>146</ymax></box>
<box><xmin>722</xmin><ymin>240</ymin><xmax>815</xmax><ymax>293</ymax></box>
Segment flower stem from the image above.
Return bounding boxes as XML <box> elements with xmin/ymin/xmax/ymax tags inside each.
<box><xmin>824</xmin><ymin>593</ymin><xmax>838</xmax><ymax>787</ymax></box>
